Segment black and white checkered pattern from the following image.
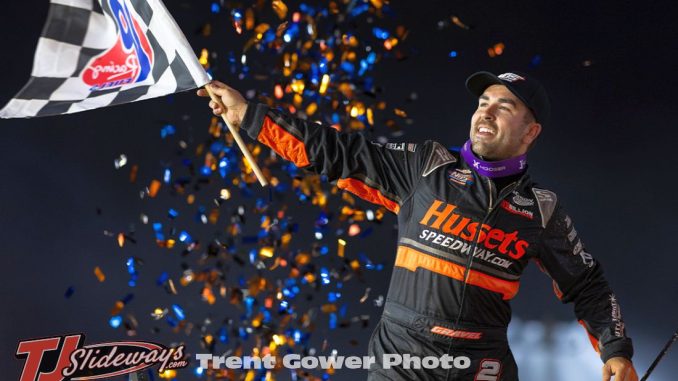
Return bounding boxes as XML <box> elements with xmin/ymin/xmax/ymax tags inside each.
<box><xmin>0</xmin><ymin>0</ymin><xmax>210</xmax><ymax>118</ymax></box>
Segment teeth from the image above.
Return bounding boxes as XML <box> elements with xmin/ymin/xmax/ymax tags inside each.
<box><xmin>479</xmin><ymin>127</ymin><xmax>494</xmax><ymax>134</ymax></box>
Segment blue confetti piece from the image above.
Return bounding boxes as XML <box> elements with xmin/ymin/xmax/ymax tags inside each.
<box><xmin>320</xmin><ymin>267</ymin><xmax>330</xmax><ymax>285</ymax></box>
<box><xmin>329</xmin><ymin>313</ymin><xmax>337</xmax><ymax>329</ymax></box>
<box><xmin>210</xmin><ymin>2</ymin><xmax>219</xmax><ymax>13</ymax></box>
<box><xmin>166</xmin><ymin>315</ymin><xmax>178</xmax><ymax>327</ymax></box>
<box><xmin>160</xmin><ymin>124</ymin><xmax>176</xmax><ymax>139</ymax></box>
<box><xmin>349</xmin><ymin>3</ymin><xmax>369</xmax><ymax>17</ymax></box>
<box><xmin>239</xmin><ymin>327</ymin><xmax>249</xmax><ymax>340</ymax></box>
<box><xmin>195</xmin><ymin>367</ymin><xmax>205</xmax><ymax>377</ymax></box>
<box><xmin>156</xmin><ymin>272</ymin><xmax>169</xmax><ymax>286</ymax></box>
<box><xmin>109</xmin><ymin>316</ymin><xmax>122</xmax><ymax>328</ymax></box>
<box><xmin>245</xmin><ymin>296</ymin><xmax>255</xmax><ymax>316</ymax></box>
<box><xmin>122</xmin><ymin>293</ymin><xmax>134</xmax><ymax>304</ymax></box>
<box><xmin>64</xmin><ymin>286</ymin><xmax>75</xmax><ymax>299</ymax></box>
<box><xmin>449</xmin><ymin>50</ymin><xmax>458</xmax><ymax>58</ymax></box>
<box><xmin>163</xmin><ymin>168</ymin><xmax>171</xmax><ymax>184</ymax></box>
<box><xmin>200</xmin><ymin>165</ymin><xmax>212</xmax><ymax>176</ymax></box>
<box><xmin>340</xmin><ymin>61</ymin><xmax>355</xmax><ymax>73</ymax></box>
<box><xmin>179</xmin><ymin>231</ymin><xmax>192</xmax><ymax>243</ymax></box>
<box><xmin>372</xmin><ymin>27</ymin><xmax>389</xmax><ymax>40</ymax></box>
<box><xmin>172</xmin><ymin>304</ymin><xmax>185</xmax><ymax>320</ymax></box>
<box><xmin>168</xmin><ymin>208</ymin><xmax>178</xmax><ymax>219</ymax></box>
<box><xmin>218</xmin><ymin>327</ymin><xmax>229</xmax><ymax>343</ymax></box>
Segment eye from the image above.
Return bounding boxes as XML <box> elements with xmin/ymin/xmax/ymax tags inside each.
<box><xmin>498</xmin><ymin>106</ymin><xmax>511</xmax><ymax>112</ymax></box>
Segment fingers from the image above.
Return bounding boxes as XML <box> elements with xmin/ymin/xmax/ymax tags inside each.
<box><xmin>602</xmin><ymin>364</ymin><xmax>612</xmax><ymax>381</ymax></box>
<box><xmin>629</xmin><ymin>367</ymin><xmax>639</xmax><ymax>381</ymax></box>
<box><xmin>617</xmin><ymin>367</ymin><xmax>630</xmax><ymax>381</ymax></box>
<box><xmin>206</xmin><ymin>81</ymin><xmax>231</xmax><ymax>96</ymax></box>
<box><xmin>196</xmin><ymin>81</ymin><xmax>230</xmax><ymax>97</ymax></box>
<box><xmin>207</xmin><ymin>100</ymin><xmax>223</xmax><ymax>115</ymax></box>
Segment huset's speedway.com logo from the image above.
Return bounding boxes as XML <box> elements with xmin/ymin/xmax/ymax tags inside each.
<box><xmin>16</xmin><ymin>334</ymin><xmax>187</xmax><ymax>381</ymax></box>
<box><xmin>82</xmin><ymin>0</ymin><xmax>154</xmax><ymax>91</ymax></box>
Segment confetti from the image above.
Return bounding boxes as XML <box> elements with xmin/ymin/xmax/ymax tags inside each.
<box><xmin>93</xmin><ymin>2</ymin><xmax>413</xmax><ymax>377</ymax></box>
<box><xmin>148</xmin><ymin>180</ymin><xmax>161</xmax><ymax>198</ymax></box>
<box><xmin>360</xmin><ymin>287</ymin><xmax>371</xmax><ymax>303</ymax></box>
<box><xmin>94</xmin><ymin>266</ymin><xmax>106</xmax><ymax>282</ymax></box>
<box><xmin>114</xmin><ymin>154</ymin><xmax>127</xmax><ymax>169</ymax></box>
<box><xmin>451</xmin><ymin>15</ymin><xmax>470</xmax><ymax>30</ymax></box>
<box><xmin>488</xmin><ymin>42</ymin><xmax>505</xmax><ymax>58</ymax></box>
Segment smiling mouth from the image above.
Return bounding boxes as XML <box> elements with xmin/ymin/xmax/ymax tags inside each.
<box><xmin>476</xmin><ymin>124</ymin><xmax>496</xmax><ymax>136</ymax></box>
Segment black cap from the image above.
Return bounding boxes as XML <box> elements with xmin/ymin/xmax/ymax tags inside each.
<box><xmin>466</xmin><ymin>71</ymin><xmax>550</xmax><ymax>124</ymax></box>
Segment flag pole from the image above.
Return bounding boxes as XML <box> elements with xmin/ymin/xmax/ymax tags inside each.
<box><xmin>204</xmin><ymin>86</ymin><xmax>268</xmax><ymax>187</ymax></box>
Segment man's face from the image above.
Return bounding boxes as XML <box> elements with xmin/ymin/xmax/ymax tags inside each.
<box><xmin>469</xmin><ymin>84</ymin><xmax>538</xmax><ymax>160</ymax></box>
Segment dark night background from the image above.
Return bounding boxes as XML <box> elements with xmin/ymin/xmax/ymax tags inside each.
<box><xmin>1</xmin><ymin>0</ymin><xmax>677</xmax><ymax>380</ymax></box>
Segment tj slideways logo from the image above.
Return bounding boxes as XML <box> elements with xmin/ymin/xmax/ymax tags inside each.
<box><xmin>16</xmin><ymin>334</ymin><xmax>187</xmax><ymax>381</ymax></box>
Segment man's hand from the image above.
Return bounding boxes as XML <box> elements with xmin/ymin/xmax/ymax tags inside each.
<box><xmin>196</xmin><ymin>81</ymin><xmax>248</xmax><ymax>128</ymax></box>
<box><xmin>603</xmin><ymin>357</ymin><xmax>638</xmax><ymax>381</ymax></box>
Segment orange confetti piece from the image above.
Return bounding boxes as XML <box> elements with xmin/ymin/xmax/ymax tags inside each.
<box><xmin>111</xmin><ymin>300</ymin><xmax>124</xmax><ymax>315</ymax></box>
<box><xmin>321</xmin><ymin>304</ymin><xmax>337</xmax><ymax>313</ymax></box>
<box><xmin>337</xmin><ymin>239</ymin><xmax>346</xmax><ymax>257</ymax></box>
<box><xmin>319</xmin><ymin>74</ymin><xmax>330</xmax><ymax>94</ymax></box>
<box><xmin>348</xmin><ymin>224</ymin><xmax>361</xmax><ymax>236</ymax></box>
<box><xmin>94</xmin><ymin>266</ymin><xmax>106</xmax><ymax>282</ymax></box>
<box><xmin>260</xmin><ymin>247</ymin><xmax>274</xmax><ymax>258</ymax></box>
<box><xmin>117</xmin><ymin>233</ymin><xmax>125</xmax><ymax>247</ymax></box>
<box><xmin>245</xmin><ymin>8</ymin><xmax>255</xmax><ymax>30</ymax></box>
<box><xmin>384</xmin><ymin>37</ymin><xmax>398</xmax><ymax>50</ymax></box>
<box><xmin>199</xmin><ymin>48</ymin><xmax>209</xmax><ymax>68</ymax></box>
<box><xmin>129</xmin><ymin>164</ymin><xmax>138</xmax><ymax>183</ymax></box>
<box><xmin>451</xmin><ymin>15</ymin><xmax>470</xmax><ymax>30</ymax></box>
<box><xmin>148</xmin><ymin>179</ymin><xmax>161</xmax><ymax>197</ymax></box>
<box><xmin>159</xmin><ymin>369</ymin><xmax>177</xmax><ymax>379</ymax></box>
<box><xmin>272</xmin><ymin>0</ymin><xmax>288</xmax><ymax>19</ymax></box>
<box><xmin>274</xmin><ymin>84</ymin><xmax>284</xmax><ymax>99</ymax></box>
<box><xmin>488</xmin><ymin>42</ymin><xmax>505</xmax><ymax>57</ymax></box>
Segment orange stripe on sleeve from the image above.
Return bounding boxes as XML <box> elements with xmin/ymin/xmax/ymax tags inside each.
<box><xmin>394</xmin><ymin>246</ymin><xmax>520</xmax><ymax>300</ymax></box>
<box><xmin>337</xmin><ymin>178</ymin><xmax>400</xmax><ymax>214</ymax></box>
<box><xmin>257</xmin><ymin>116</ymin><xmax>311</xmax><ymax>167</ymax></box>
<box><xmin>578</xmin><ymin>320</ymin><xmax>601</xmax><ymax>354</ymax></box>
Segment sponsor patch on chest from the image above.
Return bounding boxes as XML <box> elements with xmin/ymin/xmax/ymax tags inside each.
<box><xmin>500</xmin><ymin>200</ymin><xmax>534</xmax><ymax>220</ymax></box>
<box><xmin>448</xmin><ymin>168</ymin><xmax>474</xmax><ymax>186</ymax></box>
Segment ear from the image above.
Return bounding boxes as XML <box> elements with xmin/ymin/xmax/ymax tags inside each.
<box><xmin>523</xmin><ymin>122</ymin><xmax>542</xmax><ymax>145</ymax></box>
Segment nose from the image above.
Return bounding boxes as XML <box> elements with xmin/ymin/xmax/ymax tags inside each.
<box><xmin>480</xmin><ymin>106</ymin><xmax>496</xmax><ymax>121</ymax></box>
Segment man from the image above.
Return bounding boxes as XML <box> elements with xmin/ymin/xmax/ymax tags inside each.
<box><xmin>198</xmin><ymin>71</ymin><xmax>638</xmax><ymax>380</ymax></box>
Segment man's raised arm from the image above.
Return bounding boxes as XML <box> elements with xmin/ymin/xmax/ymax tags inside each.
<box><xmin>198</xmin><ymin>81</ymin><xmax>433</xmax><ymax>215</ymax></box>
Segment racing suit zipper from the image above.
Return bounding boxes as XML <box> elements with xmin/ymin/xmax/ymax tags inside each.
<box><xmin>446</xmin><ymin>177</ymin><xmax>522</xmax><ymax>380</ymax></box>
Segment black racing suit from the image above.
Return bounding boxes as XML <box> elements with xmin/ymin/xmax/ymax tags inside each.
<box><xmin>240</xmin><ymin>103</ymin><xmax>634</xmax><ymax>380</ymax></box>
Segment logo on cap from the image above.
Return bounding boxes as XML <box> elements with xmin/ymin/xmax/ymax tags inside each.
<box><xmin>498</xmin><ymin>73</ymin><xmax>525</xmax><ymax>82</ymax></box>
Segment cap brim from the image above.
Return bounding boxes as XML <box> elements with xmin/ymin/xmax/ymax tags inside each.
<box><xmin>465</xmin><ymin>71</ymin><xmax>534</xmax><ymax>119</ymax></box>
<box><xmin>465</xmin><ymin>71</ymin><xmax>504</xmax><ymax>97</ymax></box>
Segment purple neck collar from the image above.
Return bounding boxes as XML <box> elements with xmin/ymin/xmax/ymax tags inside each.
<box><xmin>461</xmin><ymin>140</ymin><xmax>527</xmax><ymax>178</ymax></box>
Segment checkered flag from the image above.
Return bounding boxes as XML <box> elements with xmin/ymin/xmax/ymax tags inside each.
<box><xmin>0</xmin><ymin>0</ymin><xmax>210</xmax><ymax>118</ymax></box>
